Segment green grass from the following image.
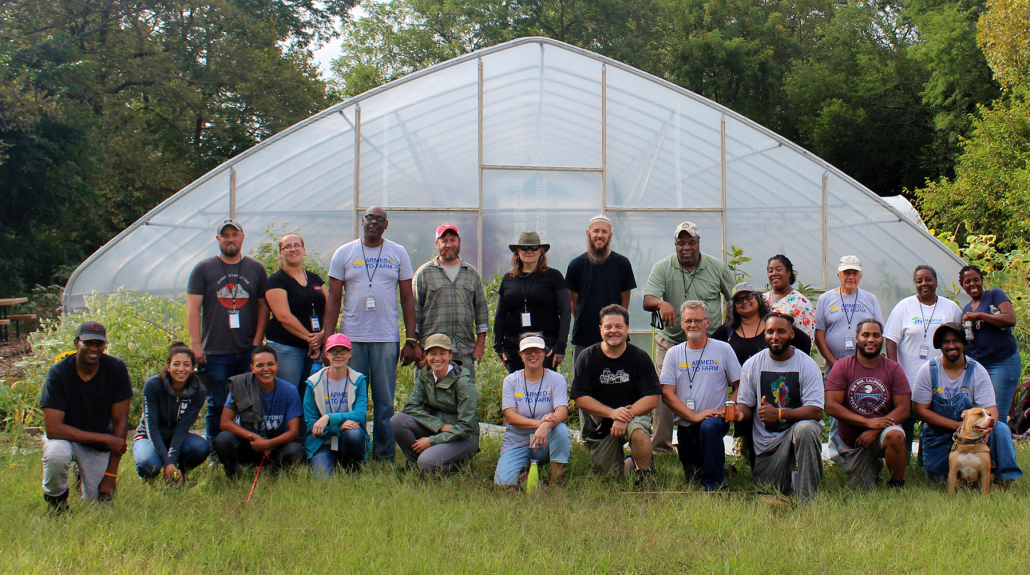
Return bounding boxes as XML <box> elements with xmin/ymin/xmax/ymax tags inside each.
<box><xmin>3</xmin><ymin>436</ymin><xmax>1030</xmax><ymax>574</ymax></box>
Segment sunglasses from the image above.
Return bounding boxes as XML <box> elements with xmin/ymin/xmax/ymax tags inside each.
<box><xmin>519</xmin><ymin>246</ymin><xmax>542</xmax><ymax>252</ymax></box>
<box><xmin>733</xmin><ymin>293</ymin><xmax>756</xmax><ymax>304</ymax></box>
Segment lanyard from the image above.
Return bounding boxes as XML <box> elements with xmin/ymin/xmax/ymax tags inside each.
<box><xmin>838</xmin><ymin>288</ymin><xmax>859</xmax><ymax>331</ymax></box>
<box><xmin>522</xmin><ymin>371</ymin><xmax>545</xmax><ymax>419</ymax></box>
<box><xmin>919</xmin><ymin>297</ymin><xmax>939</xmax><ymax>343</ymax></box>
<box><xmin>324</xmin><ymin>375</ymin><xmax>350</xmax><ymax>414</ymax></box>
<box><xmin>685</xmin><ymin>338</ymin><xmax>709</xmax><ymax>391</ymax></box>
<box><xmin>219</xmin><ymin>257</ymin><xmax>244</xmax><ymax>310</ymax></box>
<box><xmin>360</xmin><ymin>242</ymin><xmax>384</xmax><ymax>292</ymax></box>
<box><xmin>520</xmin><ymin>272</ymin><xmax>538</xmax><ymax>313</ymax></box>
<box><xmin>678</xmin><ymin>262</ymin><xmax>699</xmax><ymax>301</ymax></box>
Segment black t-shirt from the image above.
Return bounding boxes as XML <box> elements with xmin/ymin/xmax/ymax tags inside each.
<box><xmin>186</xmin><ymin>255</ymin><xmax>268</xmax><ymax>355</ymax></box>
<box><xmin>565</xmin><ymin>251</ymin><xmax>636</xmax><ymax>346</ymax></box>
<box><xmin>264</xmin><ymin>269</ymin><xmax>326</xmax><ymax>349</ymax></box>
<box><xmin>570</xmin><ymin>343</ymin><xmax>661</xmax><ymax>440</ymax></box>
<box><xmin>39</xmin><ymin>354</ymin><xmax>134</xmax><ymax>450</ymax></box>
<box><xmin>712</xmin><ymin>323</ymin><xmax>812</xmax><ymax>366</ymax></box>
<box><xmin>494</xmin><ymin>268</ymin><xmax>571</xmax><ymax>355</ymax></box>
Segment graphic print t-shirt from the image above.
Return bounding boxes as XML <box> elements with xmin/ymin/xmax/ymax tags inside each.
<box><xmin>738</xmin><ymin>349</ymin><xmax>824</xmax><ymax>454</ymax></box>
<box><xmin>570</xmin><ymin>344</ymin><xmax>661</xmax><ymax>440</ymax></box>
<box><xmin>500</xmin><ymin>369</ymin><xmax>569</xmax><ymax>452</ymax></box>
<box><xmin>187</xmin><ymin>255</ymin><xmax>268</xmax><ymax>354</ymax></box>
<box><xmin>328</xmin><ymin>239</ymin><xmax>414</xmax><ymax>342</ymax></box>
<box><xmin>825</xmin><ymin>355</ymin><xmax>911</xmax><ymax>446</ymax></box>
<box><xmin>225</xmin><ymin>378</ymin><xmax>303</xmax><ymax>438</ymax></box>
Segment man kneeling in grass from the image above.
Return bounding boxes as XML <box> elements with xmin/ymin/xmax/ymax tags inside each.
<box><xmin>214</xmin><ymin>346</ymin><xmax>304</xmax><ymax>478</ymax></box>
<box><xmin>825</xmin><ymin>319</ymin><xmax>910</xmax><ymax>489</ymax></box>
<box><xmin>571</xmin><ymin>305</ymin><xmax>661</xmax><ymax>484</ymax></box>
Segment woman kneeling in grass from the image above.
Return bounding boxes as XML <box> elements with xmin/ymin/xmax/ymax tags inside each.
<box><xmin>134</xmin><ymin>342</ymin><xmax>209</xmax><ymax>482</ymax></box>
<box><xmin>390</xmin><ymin>334</ymin><xmax>479</xmax><ymax>473</ymax></box>
<box><xmin>493</xmin><ymin>334</ymin><xmax>571</xmax><ymax>489</ymax></box>
<box><xmin>303</xmin><ymin>334</ymin><xmax>368</xmax><ymax>475</ymax></box>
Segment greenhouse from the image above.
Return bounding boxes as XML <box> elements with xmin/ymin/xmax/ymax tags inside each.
<box><xmin>64</xmin><ymin>37</ymin><xmax>967</xmax><ymax>333</ymax></box>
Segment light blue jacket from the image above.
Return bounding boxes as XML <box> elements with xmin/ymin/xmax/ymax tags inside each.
<box><xmin>302</xmin><ymin>366</ymin><xmax>367</xmax><ymax>459</ymax></box>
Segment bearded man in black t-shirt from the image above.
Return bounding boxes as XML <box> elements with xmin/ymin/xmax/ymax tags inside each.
<box><xmin>39</xmin><ymin>322</ymin><xmax>133</xmax><ymax>512</ymax></box>
<box><xmin>571</xmin><ymin>305</ymin><xmax>661</xmax><ymax>482</ymax></box>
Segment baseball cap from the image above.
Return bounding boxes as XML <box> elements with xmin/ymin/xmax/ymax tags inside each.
<box><xmin>325</xmin><ymin>333</ymin><xmax>352</xmax><ymax>351</ymax></box>
<box><xmin>436</xmin><ymin>223</ymin><xmax>459</xmax><ymax>240</ymax></box>
<box><xmin>674</xmin><ymin>221</ymin><xmax>700</xmax><ymax>239</ymax></box>
<box><xmin>838</xmin><ymin>255</ymin><xmax>862</xmax><ymax>272</ymax></box>
<box><xmin>424</xmin><ymin>333</ymin><xmax>455</xmax><ymax>352</ymax></box>
<box><xmin>933</xmin><ymin>322</ymin><xmax>967</xmax><ymax>349</ymax></box>
<box><xmin>219</xmin><ymin>219</ymin><xmax>244</xmax><ymax>233</ymax></box>
<box><xmin>519</xmin><ymin>336</ymin><xmax>547</xmax><ymax>352</ymax></box>
<box><xmin>732</xmin><ymin>282</ymin><xmax>757</xmax><ymax>297</ymax></box>
<box><xmin>75</xmin><ymin>321</ymin><xmax>108</xmax><ymax>343</ymax></box>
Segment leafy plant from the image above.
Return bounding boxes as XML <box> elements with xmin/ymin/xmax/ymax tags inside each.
<box><xmin>723</xmin><ymin>245</ymin><xmax>752</xmax><ymax>283</ymax></box>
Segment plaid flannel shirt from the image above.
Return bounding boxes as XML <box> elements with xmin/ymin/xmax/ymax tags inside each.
<box><xmin>413</xmin><ymin>258</ymin><xmax>489</xmax><ymax>359</ymax></box>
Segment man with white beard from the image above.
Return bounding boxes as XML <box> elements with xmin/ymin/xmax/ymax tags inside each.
<box><xmin>565</xmin><ymin>215</ymin><xmax>636</xmax><ymax>365</ymax></box>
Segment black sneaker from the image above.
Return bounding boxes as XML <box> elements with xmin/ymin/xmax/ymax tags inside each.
<box><xmin>44</xmin><ymin>491</ymin><xmax>69</xmax><ymax>515</ymax></box>
<box><xmin>887</xmin><ymin>479</ymin><xmax>905</xmax><ymax>489</ymax></box>
<box><xmin>634</xmin><ymin>468</ymin><xmax>656</xmax><ymax>488</ymax></box>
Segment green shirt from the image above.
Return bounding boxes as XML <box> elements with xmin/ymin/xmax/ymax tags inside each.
<box><xmin>644</xmin><ymin>253</ymin><xmax>734</xmax><ymax>342</ymax></box>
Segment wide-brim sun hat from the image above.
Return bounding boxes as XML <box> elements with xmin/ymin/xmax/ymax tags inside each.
<box><xmin>509</xmin><ymin>231</ymin><xmax>550</xmax><ymax>253</ymax></box>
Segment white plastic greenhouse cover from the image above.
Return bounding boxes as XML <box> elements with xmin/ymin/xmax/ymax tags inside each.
<box><xmin>64</xmin><ymin>37</ymin><xmax>967</xmax><ymax>332</ymax></box>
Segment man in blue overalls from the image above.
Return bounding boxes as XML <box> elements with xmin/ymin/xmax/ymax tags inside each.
<box><xmin>911</xmin><ymin>322</ymin><xmax>1022</xmax><ymax>485</ymax></box>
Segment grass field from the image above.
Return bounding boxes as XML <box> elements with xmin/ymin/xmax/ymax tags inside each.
<box><xmin>3</xmin><ymin>435</ymin><xmax>1030</xmax><ymax>574</ymax></box>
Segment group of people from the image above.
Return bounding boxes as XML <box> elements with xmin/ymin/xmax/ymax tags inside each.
<box><xmin>38</xmin><ymin>210</ymin><xmax>1024</xmax><ymax>510</ymax></box>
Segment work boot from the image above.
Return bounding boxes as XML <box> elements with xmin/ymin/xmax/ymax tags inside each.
<box><xmin>44</xmin><ymin>490</ymin><xmax>69</xmax><ymax>515</ymax></box>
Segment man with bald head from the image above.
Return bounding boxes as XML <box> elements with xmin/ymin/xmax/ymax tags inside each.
<box><xmin>324</xmin><ymin>206</ymin><xmax>419</xmax><ymax>461</ymax></box>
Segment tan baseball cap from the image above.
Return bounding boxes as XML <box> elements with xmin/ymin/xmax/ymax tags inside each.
<box><xmin>838</xmin><ymin>255</ymin><xmax>862</xmax><ymax>272</ymax></box>
<box><xmin>423</xmin><ymin>333</ymin><xmax>455</xmax><ymax>352</ymax></box>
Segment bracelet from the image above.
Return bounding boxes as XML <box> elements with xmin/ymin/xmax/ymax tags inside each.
<box><xmin>104</xmin><ymin>472</ymin><xmax>117</xmax><ymax>478</ymax></box>
<box><xmin>778</xmin><ymin>408</ymin><xmax>782</xmax><ymax>421</ymax></box>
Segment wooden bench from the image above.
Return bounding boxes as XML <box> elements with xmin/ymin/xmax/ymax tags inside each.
<box><xmin>7</xmin><ymin>314</ymin><xmax>35</xmax><ymax>338</ymax></box>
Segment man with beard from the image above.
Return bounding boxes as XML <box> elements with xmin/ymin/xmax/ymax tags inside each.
<box><xmin>323</xmin><ymin>206</ymin><xmax>419</xmax><ymax>460</ymax></box>
<box><xmin>565</xmin><ymin>215</ymin><xmax>636</xmax><ymax>364</ymax></box>
<box><xmin>571</xmin><ymin>305</ymin><xmax>662</xmax><ymax>482</ymax></box>
<box><xmin>413</xmin><ymin>223</ymin><xmax>489</xmax><ymax>379</ymax></box>
<box><xmin>644</xmin><ymin>221</ymin><xmax>734</xmax><ymax>454</ymax></box>
<box><xmin>187</xmin><ymin>219</ymin><xmax>269</xmax><ymax>447</ymax></box>
<box><xmin>736</xmin><ymin>313</ymin><xmax>824</xmax><ymax>501</ymax></box>
<box><xmin>912</xmin><ymin>322</ymin><xmax>1022</xmax><ymax>485</ymax></box>
<box><xmin>660</xmin><ymin>301</ymin><xmax>741</xmax><ymax>490</ymax></box>
<box><xmin>825</xmin><ymin>319</ymin><xmax>910</xmax><ymax>489</ymax></box>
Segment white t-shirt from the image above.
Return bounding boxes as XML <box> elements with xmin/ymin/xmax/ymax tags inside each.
<box><xmin>911</xmin><ymin>359</ymin><xmax>996</xmax><ymax>407</ymax></box>
<box><xmin>500</xmin><ymin>370</ymin><xmax>569</xmax><ymax>452</ymax></box>
<box><xmin>884</xmin><ymin>295</ymin><xmax>964</xmax><ymax>384</ymax></box>
<box><xmin>328</xmin><ymin>238</ymin><xmax>414</xmax><ymax>342</ymax></box>
<box><xmin>738</xmin><ymin>349</ymin><xmax>824</xmax><ymax>454</ymax></box>
<box><xmin>815</xmin><ymin>288</ymin><xmax>884</xmax><ymax>361</ymax></box>
<box><xmin>659</xmin><ymin>339</ymin><xmax>741</xmax><ymax>425</ymax></box>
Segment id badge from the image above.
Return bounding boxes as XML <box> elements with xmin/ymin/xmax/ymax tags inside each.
<box><xmin>844</xmin><ymin>335</ymin><xmax>854</xmax><ymax>351</ymax></box>
<box><xmin>365</xmin><ymin>294</ymin><xmax>376</xmax><ymax>311</ymax></box>
<box><xmin>686</xmin><ymin>398</ymin><xmax>695</xmax><ymax>411</ymax></box>
<box><xmin>521</xmin><ymin>312</ymin><xmax>531</xmax><ymax>327</ymax></box>
<box><xmin>330</xmin><ymin>436</ymin><xmax>339</xmax><ymax>451</ymax></box>
<box><xmin>919</xmin><ymin>345</ymin><xmax>929</xmax><ymax>359</ymax></box>
<box><xmin>310</xmin><ymin>315</ymin><xmax>321</xmax><ymax>332</ymax></box>
<box><xmin>228</xmin><ymin>310</ymin><xmax>241</xmax><ymax>329</ymax></box>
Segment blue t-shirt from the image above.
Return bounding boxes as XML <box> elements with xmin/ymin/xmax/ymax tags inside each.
<box><xmin>225</xmin><ymin>378</ymin><xmax>303</xmax><ymax>438</ymax></box>
<box><xmin>963</xmin><ymin>288</ymin><xmax>1018</xmax><ymax>364</ymax></box>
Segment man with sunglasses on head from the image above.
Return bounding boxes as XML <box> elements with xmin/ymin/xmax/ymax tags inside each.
<box><xmin>187</xmin><ymin>219</ymin><xmax>269</xmax><ymax>449</ymax></box>
<box><xmin>643</xmin><ymin>221</ymin><xmax>734</xmax><ymax>454</ymax></box>
<box><xmin>40</xmin><ymin>322</ymin><xmax>133</xmax><ymax>512</ymax></box>
<box><xmin>323</xmin><ymin>206</ymin><xmax>419</xmax><ymax>461</ymax></box>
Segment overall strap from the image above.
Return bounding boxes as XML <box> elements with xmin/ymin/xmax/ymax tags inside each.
<box><xmin>929</xmin><ymin>357</ymin><xmax>940</xmax><ymax>398</ymax></box>
<box><xmin>960</xmin><ymin>358</ymin><xmax>976</xmax><ymax>392</ymax></box>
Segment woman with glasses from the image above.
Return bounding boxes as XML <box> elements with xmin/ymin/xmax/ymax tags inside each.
<box><xmin>764</xmin><ymin>254</ymin><xmax>815</xmax><ymax>339</ymax></box>
<box><xmin>303</xmin><ymin>333</ymin><xmax>367</xmax><ymax>475</ymax></box>
<box><xmin>264</xmin><ymin>232</ymin><xmax>326</xmax><ymax>393</ymax></box>
<box><xmin>493</xmin><ymin>231</ymin><xmax>572</xmax><ymax>373</ymax></box>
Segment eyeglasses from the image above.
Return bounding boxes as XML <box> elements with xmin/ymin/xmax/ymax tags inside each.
<box><xmin>682</xmin><ymin>319</ymin><xmax>707</xmax><ymax>326</ymax></box>
<box><xmin>279</xmin><ymin>243</ymin><xmax>304</xmax><ymax>252</ymax></box>
<box><xmin>364</xmin><ymin>215</ymin><xmax>387</xmax><ymax>224</ymax></box>
<box><xmin>733</xmin><ymin>293</ymin><xmax>756</xmax><ymax>304</ymax></box>
<box><xmin>326</xmin><ymin>348</ymin><xmax>351</xmax><ymax>356</ymax></box>
<box><xmin>519</xmin><ymin>246</ymin><xmax>541</xmax><ymax>252</ymax></box>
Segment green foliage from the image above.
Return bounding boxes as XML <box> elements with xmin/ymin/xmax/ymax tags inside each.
<box><xmin>249</xmin><ymin>222</ymin><xmax>329</xmax><ymax>278</ymax></box>
<box><xmin>723</xmin><ymin>245</ymin><xmax>752</xmax><ymax>283</ymax></box>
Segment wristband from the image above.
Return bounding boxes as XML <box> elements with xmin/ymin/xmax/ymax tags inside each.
<box><xmin>778</xmin><ymin>408</ymin><xmax>782</xmax><ymax>421</ymax></box>
<box><xmin>104</xmin><ymin>472</ymin><xmax>117</xmax><ymax>478</ymax></box>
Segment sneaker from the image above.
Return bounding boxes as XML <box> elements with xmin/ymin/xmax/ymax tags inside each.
<box><xmin>887</xmin><ymin>479</ymin><xmax>905</xmax><ymax>489</ymax></box>
<box><xmin>44</xmin><ymin>491</ymin><xmax>69</xmax><ymax>515</ymax></box>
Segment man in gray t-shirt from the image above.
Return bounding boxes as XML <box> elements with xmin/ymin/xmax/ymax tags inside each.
<box><xmin>737</xmin><ymin>313</ymin><xmax>825</xmax><ymax>501</ymax></box>
<box><xmin>660</xmin><ymin>301</ymin><xmax>741</xmax><ymax>490</ymax></box>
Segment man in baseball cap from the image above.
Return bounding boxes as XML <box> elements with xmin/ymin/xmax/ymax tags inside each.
<box><xmin>39</xmin><ymin>321</ymin><xmax>133</xmax><ymax>511</ymax></box>
<box><xmin>412</xmin><ymin>223</ymin><xmax>489</xmax><ymax>379</ymax></box>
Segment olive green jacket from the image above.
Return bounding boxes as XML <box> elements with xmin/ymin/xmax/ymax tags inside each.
<box><xmin>403</xmin><ymin>363</ymin><xmax>480</xmax><ymax>449</ymax></box>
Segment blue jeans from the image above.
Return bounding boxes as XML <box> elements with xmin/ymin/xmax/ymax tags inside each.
<box><xmin>982</xmin><ymin>351</ymin><xmax>1023</xmax><ymax>422</ymax></box>
<box><xmin>493</xmin><ymin>423</ymin><xmax>572</xmax><ymax>485</ymax></box>
<box><xmin>266</xmin><ymin>340</ymin><xmax>314</xmax><ymax>396</ymax></box>
<box><xmin>677</xmin><ymin>418</ymin><xmax>729</xmax><ymax>490</ymax></box>
<box><xmin>133</xmin><ymin>433</ymin><xmax>210</xmax><ymax>478</ymax></box>
<box><xmin>308</xmin><ymin>428</ymin><xmax>367</xmax><ymax>476</ymax></box>
<box><xmin>202</xmin><ymin>349</ymin><xmax>253</xmax><ymax>443</ymax></box>
<box><xmin>349</xmin><ymin>341</ymin><xmax>400</xmax><ymax>459</ymax></box>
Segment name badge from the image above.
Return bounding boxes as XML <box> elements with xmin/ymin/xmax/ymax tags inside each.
<box><xmin>844</xmin><ymin>335</ymin><xmax>854</xmax><ymax>351</ymax></box>
<box><xmin>686</xmin><ymin>398</ymin><xmax>695</xmax><ymax>411</ymax></box>
<box><xmin>365</xmin><ymin>295</ymin><xmax>376</xmax><ymax>311</ymax></box>
<box><xmin>919</xmin><ymin>345</ymin><xmax>929</xmax><ymax>359</ymax></box>
<box><xmin>310</xmin><ymin>315</ymin><xmax>321</xmax><ymax>332</ymax></box>
<box><xmin>521</xmin><ymin>312</ymin><xmax>531</xmax><ymax>327</ymax></box>
<box><xmin>330</xmin><ymin>436</ymin><xmax>338</xmax><ymax>451</ymax></box>
<box><xmin>228</xmin><ymin>310</ymin><xmax>241</xmax><ymax>329</ymax></box>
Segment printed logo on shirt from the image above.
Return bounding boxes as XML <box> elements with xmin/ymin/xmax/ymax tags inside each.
<box><xmin>352</xmin><ymin>257</ymin><xmax>396</xmax><ymax>270</ymax></box>
<box><xmin>846</xmin><ymin>377</ymin><xmax>889</xmax><ymax>414</ymax></box>
<box><xmin>935</xmin><ymin>383</ymin><xmax>964</xmax><ymax>400</ymax></box>
<box><xmin>518</xmin><ymin>390</ymin><xmax>553</xmax><ymax>403</ymax></box>
<box><xmin>678</xmin><ymin>359</ymin><xmax>721</xmax><ymax>372</ymax></box>
<box><xmin>828</xmin><ymin>303</ymin><xmax>868</xmax><ymax>315</ymax></box>
<box><xmin>599</xmin><ymin>368</ymin><xmax>631</xmax><ymax>385</ymax></box>
<box><xmin>260</xmin><ymin>414</ymin><xmax>284</xmax><ymax>432</ymax></box>
<box><xmin>759</xmin><ymin>371</ymin><xmax>802</xmax><ymax>433</ymax></box>
<box><xmin>216</xmin><ymin>282</ymin><xmax>251</xmax><ymax>310</ymax></box>
<box><xmin>910</xmin><ymin>316</ymin><xmax>944</xmax><ymax>326</ymax></box>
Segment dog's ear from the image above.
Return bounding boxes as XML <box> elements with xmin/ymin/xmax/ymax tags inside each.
<box><xmin>961</xmin><ymin>409</ymin><xmax>969</xmax><ymax>418</ymax></box>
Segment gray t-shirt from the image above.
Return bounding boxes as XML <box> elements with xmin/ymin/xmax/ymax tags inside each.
<box><xmin>659</xmin><ymin>339</ymin><xmax>741</xmax><ymax>425</ymax></box>
<box><xmin>814</xmin><ymin>288</ymin><xmax>884</xmax><ymax>361</ymax></box>
<box><xmin>500</xmin><ymin>369</ymin><xmax>569</xmax><ymax>453</ymax></box>
<box><xmin>328</xmin><ymin>238</ymin><xmax>414</xmax><ymax>343</ymax></box>
<box><xmin>186</xmin><ymin>255</ymin><xmax>267</xmax><ymax>355</ymax></box>
<box><xmin>738</xmin><ymin>349</ymin><xmax>824</xmax><ymax>454</ymax></box>
<box><xmin>911</xmin><ymin>359</ymin><xmax>995</xmax><ymax>407</ymax></box>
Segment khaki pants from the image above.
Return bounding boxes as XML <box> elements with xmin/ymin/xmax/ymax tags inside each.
<box><xmin>584</xmin><ymin>415</ymin><xmax>653</xmax><ymax>476</ymax></box>
<box><xmin>651</xmin><ymin>334</ymin><xmax>677</xmax><ymax>453</ymax></box>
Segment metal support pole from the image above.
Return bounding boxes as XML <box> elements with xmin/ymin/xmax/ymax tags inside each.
<box><xmin>353</xmin><ymin>105</ymin><xmax>362</xmax><ymax>240</ymax></box>
<box><xmin>720</xmin><ymin>117</ymin><xmax>728</xmax><ymax>259</ymax></box>
<box><xmin>822</xmin><ymin>171</ymin><xmax>829</xmax><ymax>290</ymax></box>
<box><xmin>477</xmin><ymin>58</ymin><xmax>485</xmax><ymax>273</ymax></box>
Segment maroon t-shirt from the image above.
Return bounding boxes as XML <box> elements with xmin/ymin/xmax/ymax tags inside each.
<box><xmin>825</xmin><ymin>356</ymin><xmax>911</xmax><ymax>447</ymax></box>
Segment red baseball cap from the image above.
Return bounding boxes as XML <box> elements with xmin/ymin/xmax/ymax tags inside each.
<box><xmin>435</xmin><ymin>223</ymin><xmax>459</xmax><ymax>240</ymax></box>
